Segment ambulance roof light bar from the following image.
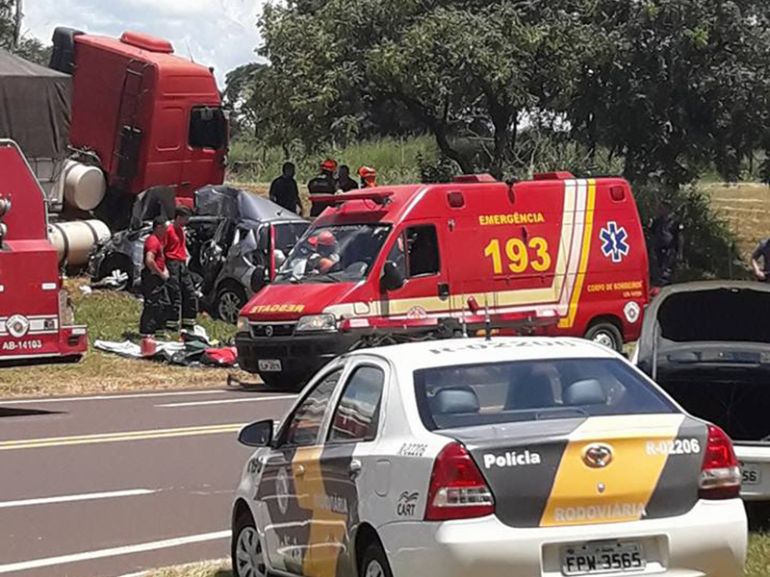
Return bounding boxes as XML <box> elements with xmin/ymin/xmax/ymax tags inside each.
<box><xmin>533</xmin><ymin>171</ymin><xmax>575</xmax><ymax>181</ymax></box>
<box><xmin>311</xmin><ymin>191</ymin><xmax>394</xmax><ymax>207</ymax></box>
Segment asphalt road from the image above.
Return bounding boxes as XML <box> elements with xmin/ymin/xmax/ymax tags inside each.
<box><xmin>0</xmin><ymin>387</ymin><xmax>297</xmax><ymax>577</ymax></box>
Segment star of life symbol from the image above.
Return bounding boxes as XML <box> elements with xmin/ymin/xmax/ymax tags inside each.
<box><xmin>600</xmin><ymin>221</ymin><xmax>630</xmax><ymax>263</ymax></box>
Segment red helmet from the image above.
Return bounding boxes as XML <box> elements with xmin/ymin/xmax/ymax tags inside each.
<box><xmin>358</xmin><ymin>166</ymin><xmax>376</xmax><ymax>178</ymax></box>
<box><xmin>321</xmin><ymin>159</ymin><xmax>338</xmax><ymax>172</ymax></box>
<box><xmin>309</xmin><ymin>230</ymin><xmax>336</xmax><ymax>248</ymax></box>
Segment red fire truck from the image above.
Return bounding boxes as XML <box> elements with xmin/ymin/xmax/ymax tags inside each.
<box><xmin>48</xmin><ymin>27</ymin><xmax>228</xmax><ymax>226</ymax></box>
<box><xmin>0</xmin><ymin>140</ymin><xmax>88</xmax><ymax>363</ymax></box>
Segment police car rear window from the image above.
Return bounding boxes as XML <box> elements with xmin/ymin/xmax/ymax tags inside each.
<box><xmin>413</xmin><ymin>358</ymin><xmax>676</xmax><ymax>431</ymax></box>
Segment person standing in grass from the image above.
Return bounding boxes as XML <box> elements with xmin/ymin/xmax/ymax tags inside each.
<box><xmin>140</xmin><ymin>216</ymin><xmax>171</xmax><ymax>338</ymax></box>
<box><xmin>269</xmin><ymin>162</ymin><xmax>303</xmax><ymax>215</ymax></box>
<box><xmin>336</xmin><ymin>165</ymin><xmax>359</xmax><ymax>192</ymax></box>
<box><xmin>165</xmin><ymin>206</ymin><xmax>198</xmax><ymax>333</ymax></box>
<box><xmin>308</xmin><ymin>159</ymin><xmax>338</xmax><ymax>217</ymax></box>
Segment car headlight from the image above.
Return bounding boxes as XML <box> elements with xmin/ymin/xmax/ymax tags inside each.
<box><xmin>237</xmin><ymin>316</ymin><xmax>250</xmax><ymax>334</ymax></box>
<box><xmin>296</xmin><ymin>314</ymin><xmax>337</xmax><ymax>333</ymax></box>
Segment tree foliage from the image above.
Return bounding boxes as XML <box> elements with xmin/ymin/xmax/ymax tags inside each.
<box><xmin>0</xmin><ymin>0</ymin><xmax>51</xmax><ymax>65</ymax></box>
<box><xmin>231</xmin><ymin>0</ymin><xmax>770</xmax><ymax>188</ymax></box>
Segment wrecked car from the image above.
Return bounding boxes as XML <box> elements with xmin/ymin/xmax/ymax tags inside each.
<box><xmin>634</xmin><ymin>280</ymin><xmax>770</xmax><ymax>501</ymax></box>
<box><xmin>89</xmin><ymin>185</ymin><xmax>309</xmax><ymax>323</ymax></box>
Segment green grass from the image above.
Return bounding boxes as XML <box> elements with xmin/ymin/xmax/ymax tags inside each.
<box><xmin>0</xmin><ymin>280</ymin><xmax>246</xmax><ymax>398</ymax></box>
<box><xmin>748</xmin><ymin>533</ymin><xmax>770</xmax><ymax>577</ymax></box>
<box><xmin>228</xmin><ymin>135</ymin><xmax>438</xmax><ymax>186</ymax></box>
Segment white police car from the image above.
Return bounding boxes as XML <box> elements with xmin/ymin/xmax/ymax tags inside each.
<box><xmin>231</xmin><ymin>337</ymin><xmax>747</xmax><ymax>577</ymax></box>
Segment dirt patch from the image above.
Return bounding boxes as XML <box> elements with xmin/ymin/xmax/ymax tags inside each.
<box><xmin>704</xmin><ymin>182</ymin><xmax>770</xmax><ymax>257</ymax></box>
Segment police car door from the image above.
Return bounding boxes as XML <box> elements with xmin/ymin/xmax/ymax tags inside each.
<box><xmin>315</xmin><ymin>361</ymin><xmax>388</xmax><ymax>576</ymax></box>
<box><xmin>257</xmin><ymin>367</ymin><xmax>343</xmax><ymax>575</ymax></box>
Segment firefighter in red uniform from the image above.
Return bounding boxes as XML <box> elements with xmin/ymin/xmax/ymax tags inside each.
<box><xmin>140</xmin><ymin>216</ymin><xmax>171</xmax><ymax>337</ymax></box>
<box><xmin>165</xmin><ymin>206</ymin><xmax>198</xmax><ymax>332</ymax></box>
<box><xmin>358</xmin><ymin>166</ymin><xmax>378</xmax><ymax>188</ymax></box>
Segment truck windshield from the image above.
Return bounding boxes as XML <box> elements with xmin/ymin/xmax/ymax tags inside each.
<box><xmin>276</xmin><ymin>224</ymin><xmax>391</xmax><ymax>284</ymax></box>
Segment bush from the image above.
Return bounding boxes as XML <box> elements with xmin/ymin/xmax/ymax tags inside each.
<box><xmin>634</xmin><ymin>183</ymin><xmax>748</xmax><ymax>282</ymax></box>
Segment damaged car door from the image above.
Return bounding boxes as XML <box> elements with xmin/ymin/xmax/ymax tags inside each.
<box><xmin>635</xmin><ymin>281</ymin><xmax>770</xmax><ymax>501</ymax></box>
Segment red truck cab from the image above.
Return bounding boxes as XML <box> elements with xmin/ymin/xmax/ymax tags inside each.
<box><xmin>50</xmin><ymin>28</ymin><xmax>227</xmax><ymax>224</ymax></box>
<box><xmin>236</xmin><ymin>174</ymin><xmax>649</xmax><ymax>388</ymax></box>
<box><xmin>0</xmin><ymin>140</ymin><xmax>87</xmax><ymax>362</ymax></box>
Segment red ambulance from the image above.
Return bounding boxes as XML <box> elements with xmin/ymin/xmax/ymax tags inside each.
<box><xmin>235</xmin><ymin>173</ymin><xmax>649</xmax><ymax>388</ymax></box>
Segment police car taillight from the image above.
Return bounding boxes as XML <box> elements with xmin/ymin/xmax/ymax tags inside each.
<box><xmin>425</xmin><ymin>442</ymin><xmax>494</xmax><ymax>521</ymax></box>
<box><xmin>699</xmin><ymin>425</ymin><xmax>741</xmax><ymax>500</ymax></box>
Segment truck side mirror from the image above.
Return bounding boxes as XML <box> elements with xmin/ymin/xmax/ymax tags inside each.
<box><xmin>381</xmin><ymin>261</ymin><xmax>405</xmax><ymax>292</ymax></box>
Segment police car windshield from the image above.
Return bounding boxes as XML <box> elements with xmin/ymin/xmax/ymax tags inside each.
<box><xmin>276</xmin><ymin>224</ymin><xmax>391</xmax><ymax>284</ymax></box>
<box><xmin>413</xmin><ymin>358</ymin><xmax>676</xmax><ymax>431</ymax></box>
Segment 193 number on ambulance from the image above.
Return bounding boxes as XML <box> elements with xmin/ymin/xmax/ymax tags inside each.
<box><xmin>484</xmin><ymin>237</ymin><xmax>552</xmax><ymax>275</ymax></box>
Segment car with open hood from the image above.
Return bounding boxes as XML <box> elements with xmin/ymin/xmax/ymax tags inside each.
<box><xmin>89</xmin><ymin>185</ymin><xmax>308</xmax><ymax>323</ymax></box>
<box><xmin>634</xmin><ymin>280</ymin><xmax>770</xmax><ymax>501</ymax></box>
<box><xmin>231</xmin><ymin>337</ymin><xmax>746</xmax><ymax>577</ymax></box>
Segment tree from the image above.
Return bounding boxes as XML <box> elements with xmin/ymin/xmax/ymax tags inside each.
<box><xmin>0</xmin><ymin>0</ymin><xmax>51</xmax><ymax>65</ymax></box>
<box><xmin>258</xmin><ymin>0</ymin><xmax>598</xmax><ymax>176</ymax></box>
<box><xmin>568</xmin><ymin>0</ymin><xmax>770</xmax><ymax>188</ymax></box>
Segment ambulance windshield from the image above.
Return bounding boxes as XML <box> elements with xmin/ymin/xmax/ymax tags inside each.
<box><xmin>276</xmin><ymin>224</ymin><xmax>391</xmax><ymax>284</ymax></box>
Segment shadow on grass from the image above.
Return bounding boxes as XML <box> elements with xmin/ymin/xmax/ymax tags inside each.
<box><xmin>214</xmin><ymin>571</ymin><xmax>233</xmax><ymax>577</ymax></box>
<box><xmin>746</xmin><ymin>503</ymin><xmax>770</xmax><ymax>532</ymax></box>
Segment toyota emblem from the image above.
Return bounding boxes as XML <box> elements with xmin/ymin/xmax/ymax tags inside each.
<box><xmin>265</xmin><ymin>325</ymin><xmax>274</xmax><ymax>337</ymax></box>
<box><xmin>583</xmin><ymin>443</ymin><xmax>613</xmax><ymax>468</ymax></box>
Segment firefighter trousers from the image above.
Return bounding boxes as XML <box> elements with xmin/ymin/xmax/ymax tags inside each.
<box><xmin>166</xmin><ymin>260</ymin><xmax>198</xmax><ymax>331</ymax></box>
<box><xmin>139</xmin><ymin>269</ymin><xmax>171</xmax><ymax>337</ymax></box>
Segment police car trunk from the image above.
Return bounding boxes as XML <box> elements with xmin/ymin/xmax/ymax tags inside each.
<box><xmin>635</xmin><ymin>281</ymin><xmax>770</xmax><ymax>497</ymax></box>
<box><xmin>411</xmin><ymin>348</ymin><xmax>738</xmax><ymax>575</ymax></box>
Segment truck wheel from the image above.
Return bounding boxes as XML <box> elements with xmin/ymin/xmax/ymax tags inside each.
<box><xmin>359</xmin><ymin>542</ymin><xmax>393</xmax><ymax>577</ymax></box>
<box><xmin>584</xmin><ymin>322</ymin><xmax>623</xmax><ymax>352</ymax></box>
<box><xmin>260</xmin><ymin>371</ymin><xmax>309</xmax><ymax>392</ymax></box>
<box><xmin>232</xmin><ymin>510</ymin><xmax>266</xmax><ymax>577</ymax></box>
<box><xmin>216</xmin><ymin>284</ymin><xmax>247</xmax><ymax>324</ymax></box>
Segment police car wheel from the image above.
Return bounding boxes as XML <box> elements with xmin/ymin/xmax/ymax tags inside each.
<box><xmin>232</xmin><ymin>512</ymin><xmax>266</xmax><ymax>577</ymax></box>
<box><xmin>359</xmin><ymin>542</ymin><xmax>393</xmax><ymax>577</ymax></box>
<box><xmin>584</xmin><ymin>322</ymin><xmax>623</xmax><ymax>352</ymax></box>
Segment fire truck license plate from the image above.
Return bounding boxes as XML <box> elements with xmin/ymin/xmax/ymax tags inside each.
<box><xmin>2</xmin><ymin>340</ymin><xmax>43</xmax><ymax>352</ymax></box>
<box><xmin>258</xmin><ymin>360</ymin><xmax>282</xmax><ymax>372</ymax></box>
<box><xmin>562</xmin><ymin>542</ymin><xmax>645</xmax><ymax>575</ymax></box>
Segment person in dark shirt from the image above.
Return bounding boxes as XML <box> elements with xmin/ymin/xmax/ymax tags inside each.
<box><xmin>336</xmin><ymin>165</ymin><xmax>359</xmax><ymax>192</ymax></box>
<box><xmin>308</xmin><ymin>159</ymin><xmax>338</xmax><ymax>217</ymax></box>
<box><xmin>269</xmin><ymin>162</ymin><xmax>303</xmax><ymax>215</ymax></box>
<box><xmin>649</xmin><ymin>201</ymin><xmax>684</xmax><ymax>286</ymax></box>
<box><xmin>751</xmin><ymin>239</ymin><xmax>770</xmax><ymax>281</ymax></box>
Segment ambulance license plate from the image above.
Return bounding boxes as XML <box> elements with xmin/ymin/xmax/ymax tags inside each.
<box><xmin>742</xmin><ymin>463</ymin><xmax>762</xmax><ymax>485</ymax></box>
<box><xmin>562</xmin><ymin>541</ymin><xmax>645</xmax><ymax>575</ymax></box>
<box><xmin>258</xmin><ymin>359</ymin><xmax>282</xmax><ymax>372</ymax></box>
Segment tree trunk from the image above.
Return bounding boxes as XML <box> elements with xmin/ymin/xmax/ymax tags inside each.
<box><xmin>12</xmin><ymin>0</ymin><xmax>21</xmax><ymax>49</ymax></box>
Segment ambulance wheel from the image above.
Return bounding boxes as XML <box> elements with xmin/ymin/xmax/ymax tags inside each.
<box><xmin>216</xmin><ymin>283</ymin><xmax>247</xmax><ymax>324</ymax></box>
<box><xmin>585</xmin><ymin>322</ymin><xmax>623</xmax><ymax>352</ymax></box>
<box><xmin>232</xmin><ymin>510</ymin><xmax>266</xmax><ymax>577</ymax></box>
<box><xmin>359</xmin><ymin>542</ymin><xmax>393</xmax><ymax>577</ymax></box>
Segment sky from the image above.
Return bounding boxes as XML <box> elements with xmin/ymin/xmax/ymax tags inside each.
<box><xmin>23</xmin><ymin>0</ymin><xmax>265</xmax><ymax>86</ymax></box>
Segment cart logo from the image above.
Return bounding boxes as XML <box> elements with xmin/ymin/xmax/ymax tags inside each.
<box><xmin>276</xmin><ymin>467</ymin><xmax>290</xmax><ymax>515</ymax></box>
<box><xmin>583</xmin><ymin>443</ymin><xmax>613</xmax><ymax>468</ymax></box>
<box><xmin>396</xmin><ymin>491</ymin><xmax>420</xmax><ymax>517</ymax></box>
<box><xmin>6</xmin><ymin>315</ymin><xmax>29</xmax><ymax>338</ymax></box>
<box><xmin>265</xmin><ymin>325</ymin><xmax>274</xmax><ymax>337</ymax></box>
<box><xmin>600</xmin><ymin>222</ymin><xmax>630</xmax><ymax>263</ymax></box>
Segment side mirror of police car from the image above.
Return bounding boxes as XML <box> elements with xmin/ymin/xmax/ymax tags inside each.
<box><xmin>238</xmin><ymin>420</ymin><xmax>273</xmax><ymax>447</ymax></box>
<box><xmin>381</xmin><ymin>261</ymin><xmax>405</xmax><ymax>292</ymax></box>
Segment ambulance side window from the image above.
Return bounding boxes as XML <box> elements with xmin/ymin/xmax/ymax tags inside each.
<box><xmin>406</xmin><ymin>225</ymin><xmax>440</xmax><ymax>277</ymax></box>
